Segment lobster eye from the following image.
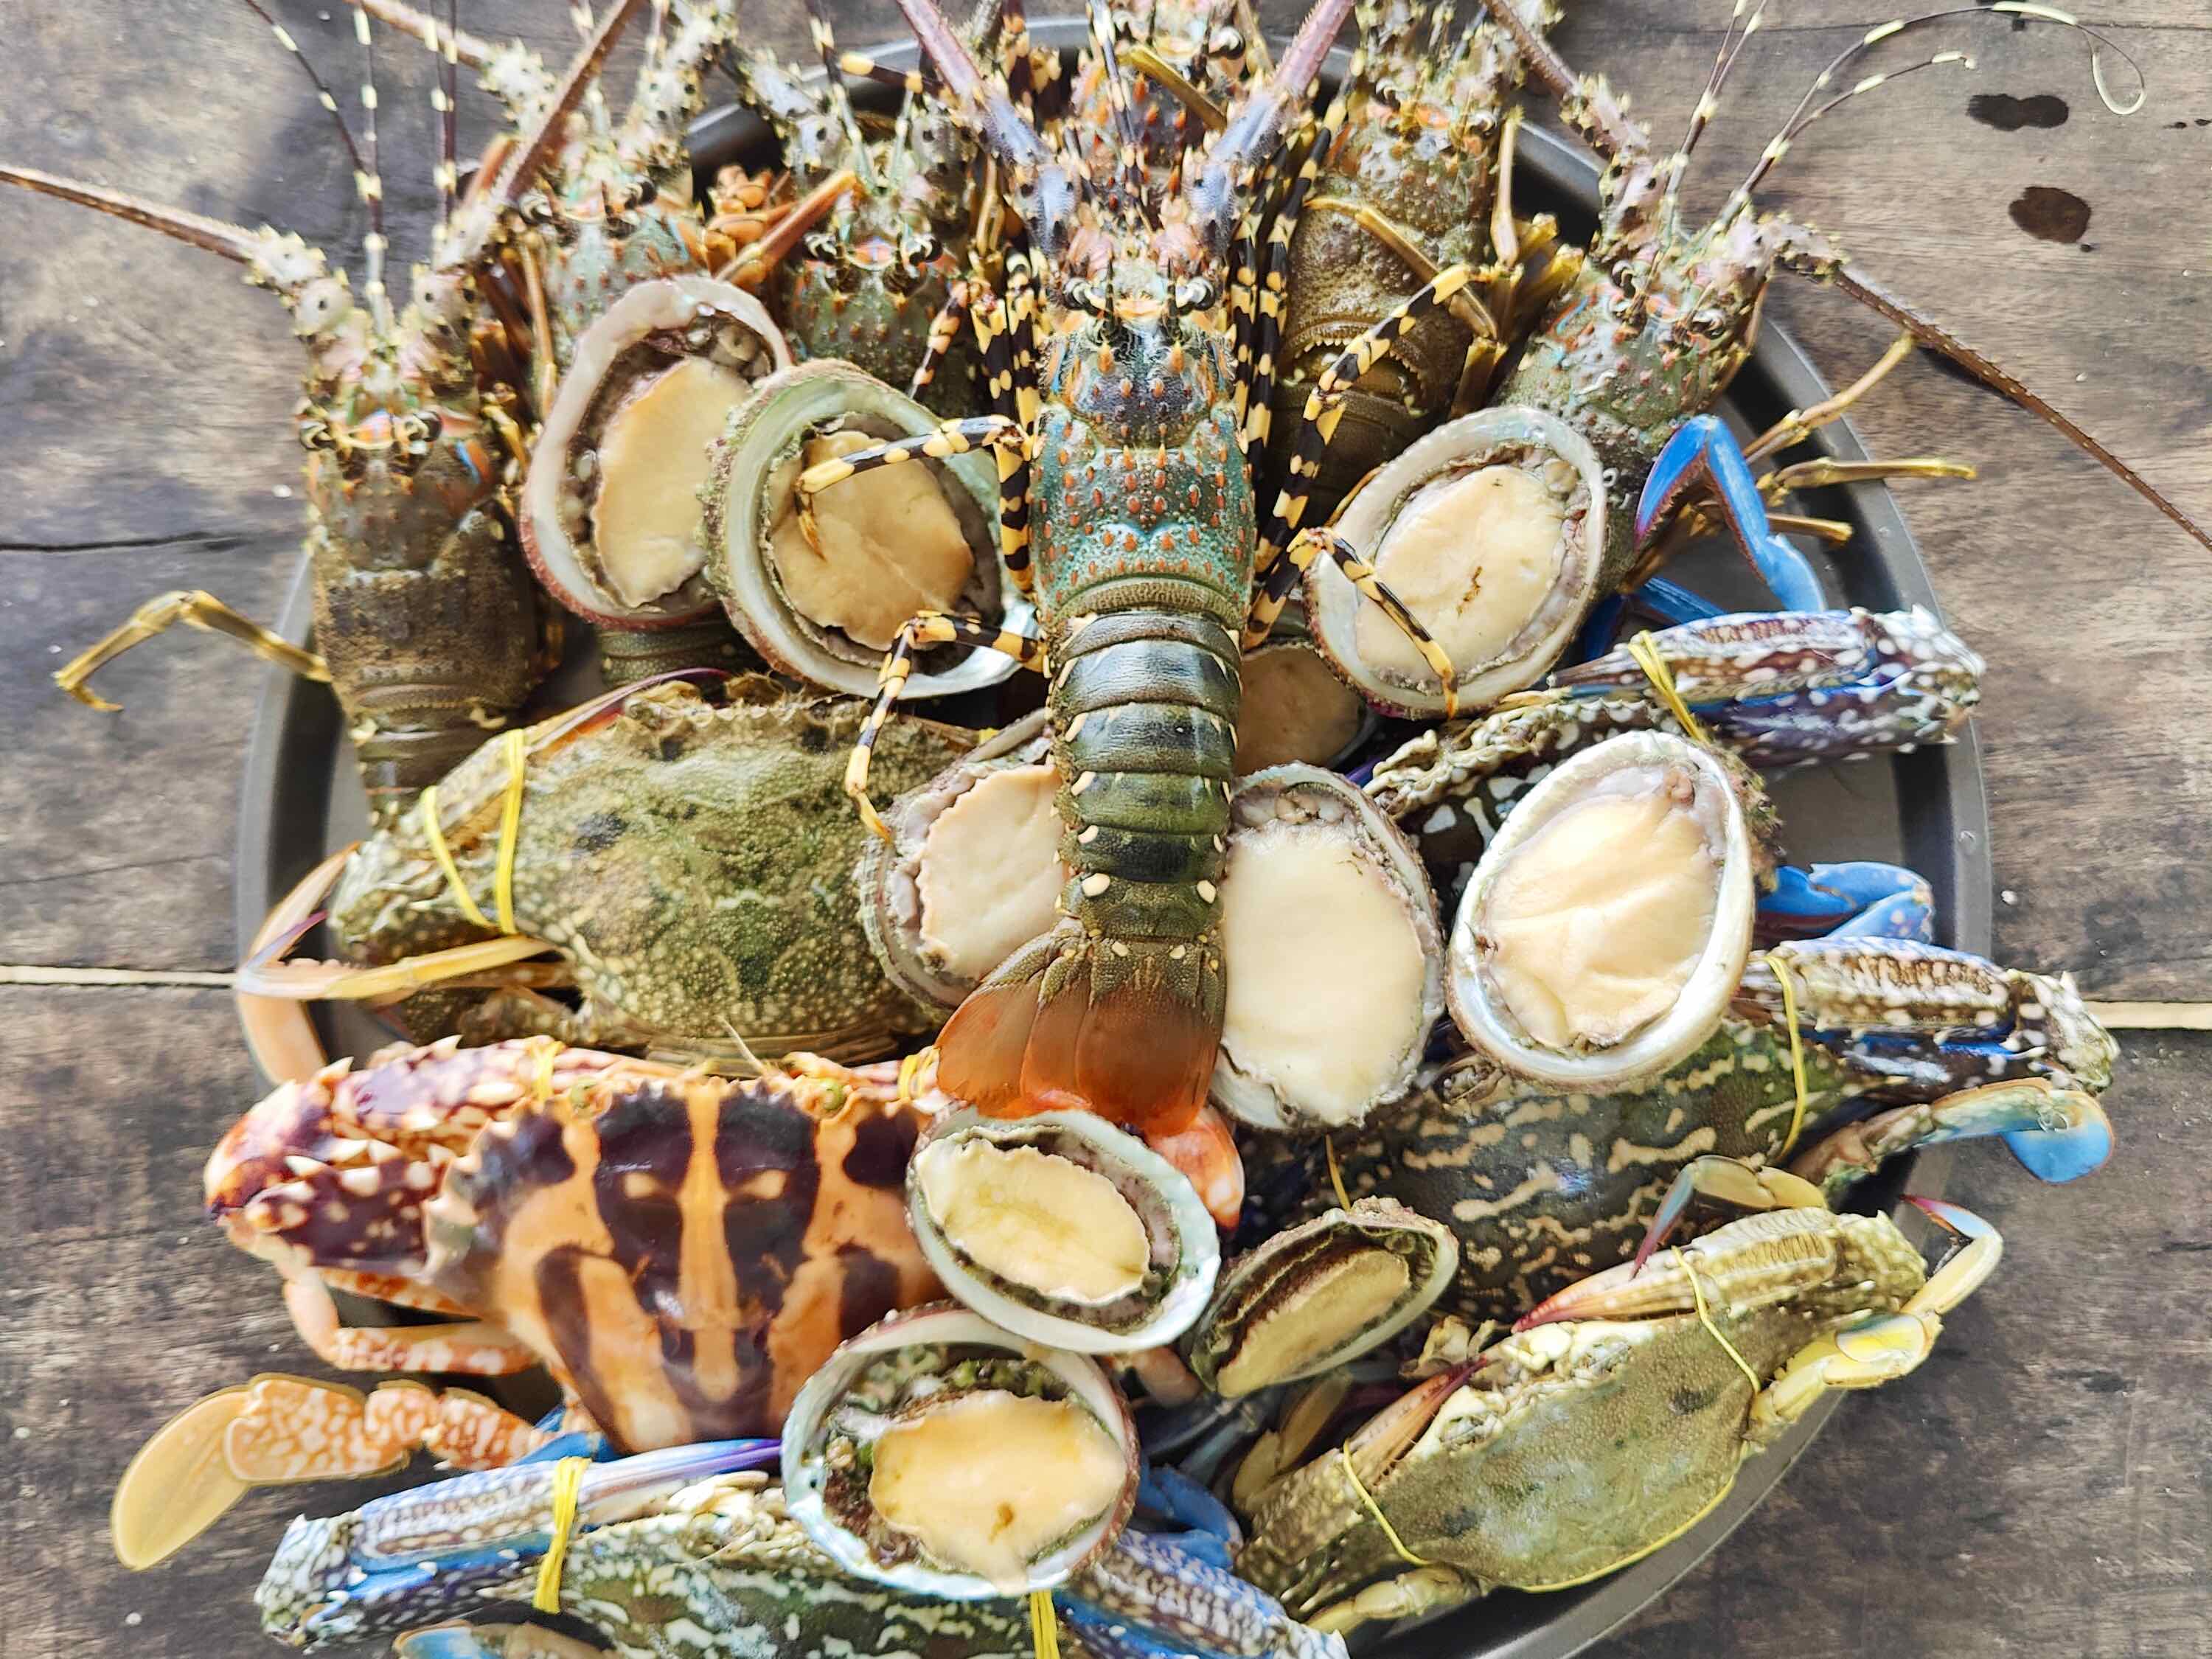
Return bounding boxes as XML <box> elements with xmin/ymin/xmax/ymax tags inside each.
<box><xmin>1066</xmin><ymin>277</ymin><xmax>1102</xmax><ymax>313</ymax></box>
<box><xmin>1175</xmin><ymin>276</ymin><xmax>1217</xmax><ymax>310</ymax></box>
<box><xmin>804</xmin><ymin>230</ymin><xmax>839</xmax><ymax>261</ymax></box>
<box><xmin>905</xmin><ymin>230</ymin><xmax>940</xmax><ymax>265</ymax></box>
<box><xmin>1208</xmin><ymin>24</ymin><xmax>1243</xmax><ymax>58</ymax></box>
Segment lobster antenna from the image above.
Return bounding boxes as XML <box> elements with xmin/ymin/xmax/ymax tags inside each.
<box><xmin>1088</xmin><ymin>0</ymin><xmax>1158</xmax><ymax>222</ymax></box>
<box><xmin>0</xmin><ymin>166</ymin><xmax>279</xmax><ymax>268</ymax></box>
<box><xmin>1189</xmin><ymin>0</ymin><xmax>1357</xmax><ymax>253</ymax></box>
<box><xmin>570</xmin><ymin>0</ymin><xmax>614</xmax><ymax>135</ymax></box>
<box><xmin>236</xmin><ymin>0</ymin><xmax>373</xmax><ymax>193</ymax></box>
<box><xmin>430</xmin><ymin>0</ymin><xmax>462</xmax><ymax>226</ymax></box>
<box><xmin>804</xmin><ymin>0</ymin><xmax>885</xmax><ymax>191</ymax></box>
<box><xmin>1655</xmin><ymin>0</ymin><xmax>1767</xmax><ymax>240</ymax></box>
<box><xmin>349</xmin><ymin>5</ymin><xmax>392</xmax><ymax>327</ymax></box>
<box><xmin>1719</xmin><ymin>6</ymin><xmax>2144</xmax><ymax>220</ymax></box>
<box><xmin>345</xmin><ymin>0</ymin><xmax>494</xmax><ymax>69</ymax></box>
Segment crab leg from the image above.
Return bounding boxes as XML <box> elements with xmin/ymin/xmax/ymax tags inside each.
<box><xmin>1632</xmin><ymin>416</ymin><xmax>1826</xmax><ymax>613</ymax></box>
<box><xmin>1756</xmin><ymin>861</ymin><xmax>1935</xmax><ymax>945</ymax></box>
<box><xmin>1628</xmin><ymin>1155</ymin><xmax>1827</xmax><ymax>1276</ymax></box>
<box><xmin>111</xmin><ymin>1374</ymin><xmax>556</xmax><ymax>1570</ymax></box>
<box><xmin>283</xmin><ymin>1274</ymin><xmax>543</xmax><ymax>1375</ymax></box>
<box><xmin>1747</xmin><ymin>1199</ymin><xmax>2000</xmax><ymax>1445</ymax></box>
<box><xmin>1790</xmin><ymin>1078</ymin><xmax>2112</xmax><ymax>1200</ymax></box>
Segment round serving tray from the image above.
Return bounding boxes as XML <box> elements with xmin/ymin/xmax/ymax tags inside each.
<box><xmin>236</xmin><ymin>22</ymin><xmax>1991</xmax><ymax>1659</ymax></box>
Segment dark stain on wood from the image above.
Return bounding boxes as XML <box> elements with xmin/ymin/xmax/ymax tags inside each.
<box><xmin>1969</xmin><ymin>93</ymin><xmax>2068</xmax><ymax>131</ymax></box>
<box><xmin>2008</xmin><ymin>184</ymin><xmax>2093</xmax><ymax>243</ymax></box>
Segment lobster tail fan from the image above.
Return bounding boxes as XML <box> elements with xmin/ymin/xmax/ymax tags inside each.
<box><xmin>936</xmin><ymin>922</ymin><xmax>1222</xmax><ymax>1133</ymax></box>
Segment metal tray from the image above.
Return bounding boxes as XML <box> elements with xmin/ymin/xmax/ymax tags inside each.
<box><xmin>236</xmin><ymin>22</ymin><xmax>1991</xmax><ymax>1658</ymax></box>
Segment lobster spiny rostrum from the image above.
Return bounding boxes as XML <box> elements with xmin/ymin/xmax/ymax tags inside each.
<box><xmin>1475</xmin><ymin>0</ymin><xmax>2212</xmax><ymax>580</ymax></box>
<box><xmin>0</xmin><ymin>1</ymin><xmax>670</xmax><ymax>819</ymax></box>
<box><xmin>801</xmin><ymin>0</ymin><xmax>1472</xmax><ymax>1148</ymax></box>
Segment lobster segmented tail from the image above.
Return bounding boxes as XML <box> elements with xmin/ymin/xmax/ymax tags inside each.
<box><xmin>937</xmin><ymin>611</ymin><xmax>1241</xmax><ymax>1134</ymax></box>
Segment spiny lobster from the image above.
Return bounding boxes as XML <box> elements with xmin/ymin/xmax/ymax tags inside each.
<box><xmin>804</xmin><ymin>0</ymin><xmax>1479</xmax><ymax>1158</ymax></box>
<box><xmin>0</xmin><ymin>1</ymin><xmax>681</xmax><ymax>821</ymax></box>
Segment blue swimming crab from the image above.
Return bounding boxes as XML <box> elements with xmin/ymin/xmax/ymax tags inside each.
<box><xmin>250</xmin><ymin>1449</ymin><xmax>1347</xmax><ymax>1658</ymax></box>
<box><xmin>1331</xmin><ymin>936</ymin><xmax>2115</xmax><ymax>1318</ymax></box>
<box><xmin>1236</xmin><ymin>1192</ymin><xmax>2000</xmax><ymax>1631</ymax></box>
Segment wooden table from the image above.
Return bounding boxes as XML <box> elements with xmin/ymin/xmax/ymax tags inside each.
<box><xmin>2</xmin><ymin>1</ymin><xmax>2205</xmax><ymax>1654</ymax></box>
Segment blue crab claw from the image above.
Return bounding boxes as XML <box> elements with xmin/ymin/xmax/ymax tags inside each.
<box><xmin>1138</xmin><ymin>1461</ymin><xmax>1242</xmax><ymax>1562</ymax></box>
<box><xmin>1789</xmin><ymin>1079</ymin><xmax>2112</xmax><ymax>1204</ymax></box>
<box><xmin>1636</xmin><ymin>416</ymin><xmax>1826</xmax><ymax>613</ymax></box>
<box><xmin>393</xmin><ymin>1623</ymin><xmax>603</xmax><ymax>1659</ymax></box>
<box><xmin>1758</xmin><ymin>861</ymin><xmax>1936</xmax><ymax>945</ymax></box>
<box><xmin>1627</xmin><ymin>1155</ymin><xmax>1828</xmax><ymax>1279</ymax></box>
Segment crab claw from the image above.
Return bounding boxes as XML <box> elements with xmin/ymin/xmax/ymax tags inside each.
<box><xmin>1790</xmin><ymin>1079</ymin><xmax>2112</xmax><ymax>1204</ymax></box>
<box><xmin>1630</xmin><ymin>1156</ymin><xmax>1826</xmax><ymax>1277</ymax></box>
<box><xmin>111</xmin><ymin>1374</ymin><xmax>560</xmax><ymax>1571</ymax></box>
<box><xmin>1904</xmin><ymin>1196</ymin><xmax>2003</xmax><ymax>1315</ymax></box>
<box><xmin>1757</xmin><ymin>861</ymin><xmax>1936</xmax><ymax>945</ymax></box>
<box><xmin>1635</xmin><ymin>415</ymin><xmax>1826</xmax><ymax>613</ymax></box>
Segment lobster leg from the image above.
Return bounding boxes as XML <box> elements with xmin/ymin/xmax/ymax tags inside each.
<box><xmin>1257</xmin><ymin>263</ymin><xmax>1477</xmax><ymax>569</ymax></box>
<box><xmin>798</xmin><ymin>412</ymin><xmax>1038</xmax><ymax>594</ymax></box>
<box><xmin>909</xmin><ymin>276</ymin><xmax>976</xmax><ymax>403</ymax></box>
<box><xmin>1242</xmin><ymin>526</ymin><xmax>1459</xmax><ymax>717</ymax></box>
<box><xmin>55</xmin><ymin>590</ymin><xmax>329</xmax><ymax>712</ymax></box>
<box><xmin>845</xmin><ymin>611</ymin><xmax>1048</xmax><ymax>839</ymax></box>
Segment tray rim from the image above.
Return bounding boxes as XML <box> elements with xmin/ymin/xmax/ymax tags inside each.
<box><xmin>235</xmin><ymin>23</ymin><xmax>1992</xmax><ymax>1659</ymax></box>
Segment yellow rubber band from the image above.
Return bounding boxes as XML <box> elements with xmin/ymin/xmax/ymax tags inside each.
<box><xmin>1324</xmin><ymin>1133</ymin><xmax>1352</xmax><ymax>1213</ymax></box>
<box><xmin>493</xmin><ymin>730</ymin><xmax>526</xmax><ymax>935</ymax></box>
<box><xmin>532</xmin><ymin>1455</ymin><xmax>591</xmax><ymax>1614</ymax></box>
<box><xmin>530</xmin><ymin>1037</ymin><xmax>559</xmax><ymax>1109</ymax></box>
<box><xmin>1763</xmin><ymin>950</ymin><xmax>1812</xmax><ymax>1158</ymax></box>
<box><xmin>896</xmin><ymin>1046</ymin><xmax>938</xmax><ymax>1105</ymax></box>
<box><xmin>417</xmin><ymin>734</ymin><xmax>529</xmax><ymax>936</ymax></box>
<box><xmin>1028</xmin><ymin>1588</ymin><xmax>1061</xmax><ymax>1659</ymax></box>
<box><xmin>1338</xmin><ymin>1445</ymin><xmax>1429</xmax><ymax>1567</ymax></box>
<box><xmin>418</xmin><ymin>786</ymin><xmax>491</xmax><ymax>931</ymax></box>
<box><xmin>1518</xmin><ymin>1471</ymin><xmax>1738</xmax><ymax>1591</ymax></box>
<box><xmin>1672</xmin><ymin>1248</ymin><xmax>1762</xmax><ymax>1394</ymax></box>
<box><xmin>1625</xmin><ymin>630</ymin><xmax>1711</xmax><ymax>748</ymax></box>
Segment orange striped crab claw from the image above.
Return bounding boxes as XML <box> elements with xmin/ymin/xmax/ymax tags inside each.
<box><xmin>111</xmin><ymin>1374</ymin><xmax>562</xmax><ymax>1570</ymax></box>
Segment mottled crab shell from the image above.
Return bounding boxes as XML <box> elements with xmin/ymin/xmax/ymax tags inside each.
<box><xmin>1447</xmin><ymin>731</ymin><xmax>1757</xmax><ymax>1092</ymax></box>
<box><xmin>1183</xmin><ymin>1200</ymin><xmax>1459</xmax><ymax>1396</ymax></box>
<box><xmin>1307</xmin><ymin>406</ymin><xmax>1605</xmax><ymax>717</ymax></box>
<box><xmin>780</xmin><ymin>1304</ymin><xmax>1140</xmax><ymax>1599</ymax></box>
<box><xmin>521</xmin><ymin>276</ymin><xmax>791</xmax><ymax>627</ymax></box>
<box><xmin>905</xmin><ymin>1110</ymin><xmax>1221</xmax><ymax>1352</ymax></box>
<box><xmin>856</xmin><ymin>710</ymin><xmax>1060</xmax><ymax>1015</ymax></box>
<box><xmin>703</xmin><ymin>361</ymin><xmax>1029</xmax><ymax>695</ymax></box>
<box><xmin>1212</xmin><ymin>767</ymin><xmax>1445</xmax><ymax>1133</ymax></box>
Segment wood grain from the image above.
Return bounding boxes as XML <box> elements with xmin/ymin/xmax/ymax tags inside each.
<box><xmin>0</xmin><ymin>3</ymin><xmax>2205</xmax><ymax>1657</ymax></box>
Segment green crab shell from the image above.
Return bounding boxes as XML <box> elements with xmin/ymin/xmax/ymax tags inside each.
<box><xmin>520</xmin><ymin>276</ymin><xmax>791</xmax><ymax>628</ymax></box>
<box><xmin>1447</xmin><ymin>731</ymin><xmax>1758</xmax><ymax>1093</ymax></box>
<box><xmin>906</xmin><ymin>1110</ymin><xmax>1221</xmax><ymax>1352</ymax></box>
<box><xmin>779</xmin><ymin>1303</ymin><xmax>1140</xmax><ymax>1599</ymax></box>
<box><xmin>703</xmin><ymin>361</ymin><xmax>1030</xmax><ymax>696</ymax></box>
<box><xmin>1306</xmin><ymin>406</ymin><xmax>1605</xmax><ymax>720</ymax></box>
<box><xmin>1184</xmin><ymin>1199</ymin><xmax>1458</xmax><ymax>1397</ymax></box>
<box><xmin>856</xmin><ymin>710</ymin><xmax>1060</xmax><ymax>1015</ymax></box>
